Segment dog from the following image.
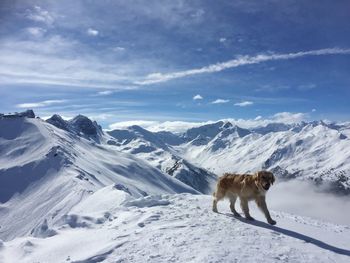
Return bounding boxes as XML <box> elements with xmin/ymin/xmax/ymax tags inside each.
<box><xmin>212</xmin><ymin>171</ymin><xmax>276</xmax><ymax>225</ymax></box>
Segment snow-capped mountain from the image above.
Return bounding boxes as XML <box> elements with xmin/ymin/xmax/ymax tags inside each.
<box><xmin>175</xmin><ymin>120</ymin><xmax>350</xmax><ymax>194</ymax></box>
<box><xmin>106</xmin><ymin>125</ymin><xmax>217</xmax><ymax>194</ymax></box>
<box><xmin>108</xmin><ymin>119</ymin><xmax>350</xmax><ymax>194</ymax></box>
<box><xmin>1</xmin><ymin>110</ymin><xmax>350</xmax><ymax>262</ymax></box>
<box><xmin>0</xmin><ymin>112</ymin><xmax>197</xmax><ymax>241</ymax></box>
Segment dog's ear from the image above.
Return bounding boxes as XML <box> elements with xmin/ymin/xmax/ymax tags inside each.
<box><xmin>256</xmin><ymin>171</ymin><xmax>263</xmax><ymax>179</ymax></box>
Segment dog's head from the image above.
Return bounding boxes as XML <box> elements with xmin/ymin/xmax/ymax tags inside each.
<box><xmin>255</xmin><ymin>171</ymin><xmax>275</xmax><ymax>191</ymax></box>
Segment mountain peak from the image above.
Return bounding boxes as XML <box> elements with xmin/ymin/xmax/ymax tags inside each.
<box><xmin>46</xmin><ymin>114</ymin><xmax>69</xmax><ymax>131</ymax></box>
<box><xmin>0</xmin><ymin>109</ymin><xmax>35</xmax><ymax>119</ymax></box>
<box><xmin>69</xmin><ymin>115</ymin><xmax>102</xmax><ymax>136</ymax></box>
<box><xmin>46</xmin><ymin>114</ymin><xmax>102</xmax><ymax>137</ymax></box>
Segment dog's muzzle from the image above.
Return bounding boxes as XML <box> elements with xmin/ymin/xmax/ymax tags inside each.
<box><xmin>263</xmin><ymin>183</ymin><xmax>270</xmax><ymax>190</ymax></box>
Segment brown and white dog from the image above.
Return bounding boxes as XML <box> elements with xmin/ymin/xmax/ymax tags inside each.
<box><xmin>212</xmin><ymin>171</ymin><xmax>276</xmax><ymax>225</ymax></box>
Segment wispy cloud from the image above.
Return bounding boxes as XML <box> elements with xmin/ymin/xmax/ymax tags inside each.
<box><xmin>107</xmin><ymin>111</ymin><xmax>309</xmax><ymax>132</ymax></box>
<box><xmin>26</xmin><ymin>27</ymin><xmax>46</xmax><ymax>37</ymax></box>
<box><xmin>193</xmin><ymin>94</ymin><xmax>203</xmax><ymax>100</ymax></box>
<box><xmin>16</xmin><ymin>100</ymin><xmax>67</xmax><ymax>108</ymax></box>
<box><xmin>25</xmin><ymin>6</ymin><xmax>55</xmax><ymax>25</ymax></box>
<box><xmin>298</xmin><ymin>83</ymin><xmax>317</xmax><ymax>91</ymax></box>
<box><xmin>272</xmin><ymin>112</ymin><xmax>307</xmax><ymax>123</ymax></box>
<box><xmin>0</xmin><ymin>36</ymin><xmax>140</xmax><ymax>90</ymax></box>
<box><xmin>108</xmin><ymin>120</ymin><xmax>214</xmax><ymax>133</ymax></box>
<box><xmin>109</xmin><ymin>120</ymin><xmax>159</xmax><ymax>130</ymax></box>
<box><xmin>87</xmin><ymin>28</ymin><xmax>99</xmax><ymax>36</ymax></box>
<box><xmin>136</xmin><ymin>48</ymin><xmax>350</xmax><ymax>85</ymax></box>
<box><xmin>112</xmin><ymin>46</ymin><xmax>125</xmax><ymax>52</ymax></box>
<box><xmin>234</xmin><ymin>101</ymin><xmax>253</xmax><ymax>107</ymax></box>
<box><xmin>211</xmin><ymin>99</ymin><xmax>230</xmax><ymax>104</ymax></box>
<box><xmin>97</xmin><ymin>90</ymin><xmax>114</xmax><ymax>96</ymax></box>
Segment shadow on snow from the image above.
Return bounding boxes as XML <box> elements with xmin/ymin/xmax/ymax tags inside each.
<box><xmin>224</xmin><ymin>213</ymin><xmax>350</xmax><ymax>257</ymax></box>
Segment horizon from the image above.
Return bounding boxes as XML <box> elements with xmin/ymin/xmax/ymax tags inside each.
<box><xmin>1</xmin><ymin>1</ymin><xmax>350</xmax><ymax>128</ymax></box>
<box><xmin>2</xmin><ymin>108</ymin><xmax>348</xmax><ymax>133</ymax></box>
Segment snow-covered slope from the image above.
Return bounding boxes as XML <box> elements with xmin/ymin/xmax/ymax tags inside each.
<box><xmin>173</xmin><ymin>121</ymin><xmax>350</xmax><ymax>194</ymax></box>
<box><xmin>1</xmin><ymin>190</ymin><xmax>349</xmax><ymax>263</ymax></box>
<box><xmin>0</xmin><ymin>115</ymin><xmax>197</xmax><ymax>241</ymax></box>
<box><xmin>1</xmin><ymin>111</ymin><xmax>350</xmax><ymax>262</ymax></box>
<box><xmin>107</xmin><ymin>125</ymin><xmax>217</xmax><ymax>194</ymax></box>
<box><xmin>107</xmin><ymin>120</ymin><xmax>350</xmax><ymax>194</ymax></box>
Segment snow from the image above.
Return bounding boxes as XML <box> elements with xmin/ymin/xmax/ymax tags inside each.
<box><xmin>175</xmin><ymin>121</ymin><xmax>350</xmax><ymax>193</ymax></box>
<box><xmin>0</xmin><ymin>116</ymin><xmax>196</xmax><ymax>241</ymax></box>
<box><xmin>106</xmin><ymin>119</ymin><xmax>350</xmax><ymax>193</ymax></box>
<box><xmin>1</xmin><ymin>192</ymin><xmax>349</xmax><ymax>263</ymax></box>
<box><xmin>1</xmin><ymin>112</ymin><xmax>350</xmax><ymax>262</ymax></box>
<box><xmin>107</xmin><ymin>125</ymin><xmax>217</xmax><ymax>194</ymax></box>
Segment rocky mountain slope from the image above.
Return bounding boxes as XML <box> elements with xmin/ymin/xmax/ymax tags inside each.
<box><xmin>108</xmin><ymin>119</ymin><xmax>350</xmax><ymax>194</ymax></box>
<box><xmin>0</xmin><ymin>112</ymin><xmax>197</xmax><ymax>241</ymax></box>
<box><xmin>1</xmin><ymin>111</ymin><xmax>349</xmax><ymax>262</ymax></box>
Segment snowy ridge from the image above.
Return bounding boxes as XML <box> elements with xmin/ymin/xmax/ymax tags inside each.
<box><xmin>108</xmin><ymin>119</ymin><xmax>350</xmax><ymax>193</ymax></box>
<box><xmin>0</xmin><ymin>111</ymin><xmax>350</xmax><ymax>262</ymax></box>
<box><xmin>107</xmin><ymin>125</ymin><xmax>217</xmax><ymax>194</ymax></box>
<box><xmin>0</xmin><ymin>114</ymin><xmax>197</xmax><ymax>241</ymax></box>
<box><xmin>1</xmin><ymin>190</ymin><xmax>349</xmax><ymax>262</ymax></box>
<box><xmin>174</xmin><ymin>120</ymin><xmax>350</xmax><ymax>194</ymax></box>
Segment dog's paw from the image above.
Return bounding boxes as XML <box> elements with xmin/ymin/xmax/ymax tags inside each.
<box><xmin>268</xmin><ymin>219</ymin><xmax>277</xmax><ymax>225</ymax></box>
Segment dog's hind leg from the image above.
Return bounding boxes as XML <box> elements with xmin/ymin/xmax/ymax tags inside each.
<box><xmin>228</xmin><ymin>194</ymin><xmax>241</xmax><ymax>217</ymax></box>
<box><xmin>212</xmin><ymin>189</ymin><xmax>225</xmax><ymax>213</ymax></box>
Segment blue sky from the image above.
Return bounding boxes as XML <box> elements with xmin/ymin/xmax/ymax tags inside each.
<box><xmin>1</xmin><ymin>0</ymin><xmax>350</xmax><ymax>128</ymax></box>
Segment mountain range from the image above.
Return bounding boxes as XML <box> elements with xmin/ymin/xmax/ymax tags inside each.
<box><xmin>0</xmin><ymin>110</ymin><xmax>349</xmax><ymax>262</ymax></box>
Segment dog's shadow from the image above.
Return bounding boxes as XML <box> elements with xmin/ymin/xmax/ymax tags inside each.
<box><xmin>223</xmin><ymin>213</ymin><xmax>350</xmax><ymax>256</ymax></box>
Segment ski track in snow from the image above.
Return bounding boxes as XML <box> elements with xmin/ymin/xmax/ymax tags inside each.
<box><xmin>1</xmin><ymin>192</ymin><xmax>349</xmax><ymax>263</ymax></box>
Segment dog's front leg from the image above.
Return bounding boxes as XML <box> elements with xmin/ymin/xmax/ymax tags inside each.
<box><xmin>240</xmin><ymin>198</ymin><xmax>254</xmax><ymax>220</ymax></box>
<box><xmin>255</xmin><ymin>196</ymin><xmax>276</xmax><ymax>225</ymax></box>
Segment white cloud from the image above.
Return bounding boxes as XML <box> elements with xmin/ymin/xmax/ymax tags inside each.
<box><xmin>255</xmin><ymin>84</ymin><xmax>290</xmax><ymax>92</ymax></box>
<box><xmin>191</xmin><ymin>9</ymin><xmax>205</xmax><ymax>19</ymax></box>
<box><xmin>270</xmin><ymin>180</ymin><xmax>350</xmax><ymax>225</ymax></box>
<box><xmin>298</xmin><ymin>83</ymin><xmax>316</xmax><ymax>91</ymax></box>
<box><xmin>25</xmin><ymin>6</ymin><xmax>54</xmax><ymax>25</ymax></box>
<box><xmin>271</xmin><ymin>112</ymin><xmax>307</xmax><ymax>123</ymax></box>
<box><xmin>0</xmin><ymin>36</ymin><xmax>140</xmax><ymax>90</ymax></box>
<box><xmin>136</xmin><ymin>48</ymin><xmax>350</xmax><ymax>85</ymax></box>
<box><xmin>109</xmin><ymin>112</ymin><xmax>308</xmax><ymax>133</ymax></box>
<box><xmin>26</xmin><ymin>27</ymin><xmax>46</xmax><ymax>37</ymax></box>
<box><xmin>193</xmin><ymin>94</ymin><xmax>203</xmax><ymax>100</ymax></box>
<box><xmin>112</xmin><ymin>47</ymin><xmax>126</xmax><ymax>52</ymax></box>
<box><xmin>87</xmin><ymin>28</ymin><xmax>99</xmax><ymax>36</ymax></box>
<box><xmin>312</xmin><ymin>108</ymin><xmax>317</xmax><ymax>112</ymax></box>
<box><xmin>16</xmin><ymin>100</ymin><xmax>66</xmax><ymax>108</ymax></box>
<box><xmin>234</xmin><ymin>101</ymin><xmax>253</xmax><ymax>107</ymax></box>
<box><xmin>107</xmin><ymin>111</ymin><xmax>308</xmax><ymax>133</ymax></box>
<box><xmin>211</xmin><ymin>99</ymin><xmax>230</xmax><ymax>104</ymax></box>
<box><xmin>88</xmin><ymin>114</ymin><xmax>114</xmax><ymax>121</ymax></box>
<box><xmin>108</xmin><ymin>120</ymin><xmax>215</xmax><ymax>133</ymax></box>
<box><xmin>109</xmin><ymin>120</ymin><xmax>160</xmax><ymax>130</ymax></box>
<box><xmin>97</xmin><ymin>90</ymin><xmax>113</xmax><ymax>96</ymax></box>
<box><xmin>219</xmin><ymin>37</ymin><xmax>226</xmax><ymax>43</ymax></box>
